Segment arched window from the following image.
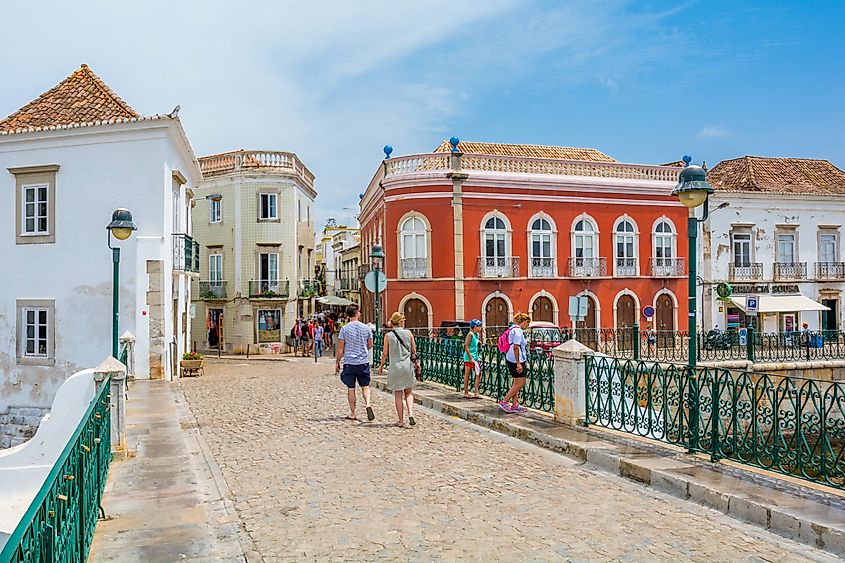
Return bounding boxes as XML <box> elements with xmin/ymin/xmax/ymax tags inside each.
<box><xmin>652</xmin><ymin>219</ymin><xmax>678</xmax><ymax>276</ymax></box>
<box><xmin>571</xmin><ymin>218</ymin><xmax>601</xmax><ymax>276</ymax></box>
<box><xmin>399</xmin><ymin>216</ymin><xmax>428</xmax><ymax>279</ymax></box>
<box><xmin>481</xmin><ymin>215</ymin><xmax>513</xmax><ymax>277</ymax></box>
<box><xmin>530</xmin><ymin>217</ymin><xmax>554</xmax><ymax>277</ymax></box>
<box><xmin>615</xmin><ymin>218</ymin><xmax>638</xmax><ymax>276</ymax></box>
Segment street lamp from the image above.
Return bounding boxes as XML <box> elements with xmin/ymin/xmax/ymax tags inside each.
<box><xmin>106</xmin><ymin>208</ymin><xmax>137</xmax><ymax>359</ymax></box>
<box><xmin>370</xmin><ymin>243</ymin><xmax>385</xmax><ymax>330</ymax></box>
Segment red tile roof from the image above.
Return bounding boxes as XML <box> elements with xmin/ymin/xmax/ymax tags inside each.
<box><xmin>707</xmin><ymin>156</ymin><xmax>845</xmax><ymax>195</ymax></box>
<box><xmin>433</xmin><ymin>140</ymin><xmax>616</xmax><ymax>162</ymax></box>
<box><xmin>0</xmin><ymin>64</ymin><xmax>140</xmax><ymax>133</ymax></box>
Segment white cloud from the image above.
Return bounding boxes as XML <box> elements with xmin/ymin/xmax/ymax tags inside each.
<box><xmin>698</xmin><ymin>126</ymin><xmax>730</xmax><ymax>138</ymax></box>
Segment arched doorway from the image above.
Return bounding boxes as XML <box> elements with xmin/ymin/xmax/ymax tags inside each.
<box><xmin>616</xmin><ymin>294</ymin><xmax>636</xmax><ymax>351</ymax></box>
<box><xmin>532</xmin><ymin>296</ymin><xmax>554</xmax><ymax>323</ymax></box>
<box><xmin>403</xmin><ymin>298</ymin><xmax>428</xmax><ymax>333</ymax></box>
<box><xmin>655</xmin><ymin>293</ymin><xmax>675</xmax><ymax>348</ymax></box>
<box><xmin>575</xmin><ymin>296</ymin><xmax>598</xmax><ymax>350</ymax></box>
<box><xmin>485</xmin><ymin>297</ymin><xmax>509</xmax><ymax>330</ymax></box>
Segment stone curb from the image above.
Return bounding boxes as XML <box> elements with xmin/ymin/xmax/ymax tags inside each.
<box><xmin>373</xmin><ymin>377</ymin><xmax>845</xmax><ymax>558</ymax></box>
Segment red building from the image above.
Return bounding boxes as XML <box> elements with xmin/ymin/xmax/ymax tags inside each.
<box><xmin>359</xmin><ymin>140</ymin><xmax>688</xmax><ymax>333</ymax></box>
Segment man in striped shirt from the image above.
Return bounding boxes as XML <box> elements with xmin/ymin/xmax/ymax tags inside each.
<box><xmin>336</xmin><ymin>305</ymin><xmax>375</xmax><ymax>421</ymax></box>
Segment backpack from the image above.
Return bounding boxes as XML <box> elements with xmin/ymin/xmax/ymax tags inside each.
<box><xmin>497</xmin><ymin>327</ymin><xmax>512</xmax><ymax>354</ymax></box>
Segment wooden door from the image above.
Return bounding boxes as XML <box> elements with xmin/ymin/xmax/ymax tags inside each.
<box><xmin>531</xmin><ymin>296</ymin><xmax>554</xmax><ymax>323</ymax></box>
<box><xmin>655</xmin><ymin>294</ymin><xmax>674</xmax><ymax>349</ymax></box>
<box><xmin>616</xmin><ymin>295</ymin><xmax>636</xmax><ymax>351</ymax></box>
<box><xmin>403</xmin><ymin>298</ymin><xmax>428</xmax><ymax>332</ymax></box>
<box><xmin>485</xmin><ymin>297</ymin><xmax>509</xmax><ymax>330</ymax></box>
<box><xmin>576</xmin><ymin>296</ymin><xmax>598</xmax><ymax>350</ymax></box>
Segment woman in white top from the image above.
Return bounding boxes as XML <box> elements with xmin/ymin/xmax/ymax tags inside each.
<box><xmin>378</xmin><ymin>312</ymin><xmax>418</xmax><ymax>427</ymax></box>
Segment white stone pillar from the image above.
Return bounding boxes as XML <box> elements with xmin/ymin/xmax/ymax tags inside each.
<box><xmin>119</xmin><ymin>331</ymin><xmax>136</xmax><ymax>378</ymax></box>
<box><xmin>552</xmin><ymin>339</ymin><xmax>594</xmax><ymax>427</ymax></box>
<box><xmin>94</xmin><ymin>356</ymin><xmax>128</xmax><ymax>455</ymax></box>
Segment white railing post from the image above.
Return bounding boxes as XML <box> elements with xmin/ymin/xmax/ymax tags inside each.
<box><xmin>94</xmin><ymin>356</ymin><xmax>128</xmax><ymax>456</ymax></box>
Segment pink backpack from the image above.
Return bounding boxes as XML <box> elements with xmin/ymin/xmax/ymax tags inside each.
<box><xmin>497</xmin><ymin>327</ymin><xmax>512</xmax><ymax>354</ymax></box>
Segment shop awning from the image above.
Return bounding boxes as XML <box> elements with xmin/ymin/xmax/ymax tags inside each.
<box><xmin>729</xmin><ymin>295</ymin><xmax>830</xmax><ymax>313</ymax></box>
<box><xmin>317</xmin><ymin>295</ymin><xmax>355</xmax><ymax>306</ymax></box>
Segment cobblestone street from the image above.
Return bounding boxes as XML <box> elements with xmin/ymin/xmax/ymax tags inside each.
<box><xmin>179</xmin><ymin>358</ymin><xmax>835</xmax><ymax>562</ymax></box>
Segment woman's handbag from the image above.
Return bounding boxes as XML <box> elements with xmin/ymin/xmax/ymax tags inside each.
<box><xmin>394</xmin><ymin>331</ymin><xmax>423</xmax><ymax>381</ymax></box>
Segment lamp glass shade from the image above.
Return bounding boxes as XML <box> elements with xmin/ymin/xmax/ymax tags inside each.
<box><xmin>677</xmin><ymin>189</ymin><xmax>709</xmax><ymax>209</ymax></box>
<box><xmin>111</xmin><ymin>226</ymin><xmax>134</xmax><ymax>240</ymax></box>
<box><xmin>370</xmin><ymin>244</ymin><xmax>385</xmax><ymax>260</ymax></box>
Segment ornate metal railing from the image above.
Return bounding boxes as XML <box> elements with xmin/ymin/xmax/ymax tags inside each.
<box><xmin>477</xmin><ymin>256</ymin><xmax>519</xmax><ymax>278</ymax></box>
<box><xmin>649</xmin><ymin>257</ymin><xmax>685</xmax><ymax>277</ymax></box>
<box><xmin>774</xmin><ymin>262</ymin><xmax>807</xmax><ymax>280</ymax></box>
<box><xmin>729</xmin><ymin>263</ymin><xmax>763</xmax><ymax>280</ymax></box>
<box><xmin>529</xmin><ymin>257</ymin><xmax>555</xmax><ymax>277</ymax></box>
<box><xmin>198</xmin><ymin>280</ymin><xmax>226</xmax><ymax>300</ymax></box>
<box><xmin>615</xmin><ymin>257</ymin><xmax>638</xmax><ymax>277</ymax></box>
<box><xmin>400</xmin><ymin>258</ymin><xmax>428</xmax><ymax>279</ymax></box>
<box><xmin>373</xmin><ymin>333</ymin><xmax>554</xmax><ymax>412</ymax></box>
<box><xmin>585</xmin><ymin>356</ymin><xmax>845</xmax><ymax>489</ymax></box>
<box><xmin>568</xmin><ymin>257</ymin><xmax>607</xmax><ymax>277</ymax></box>
<box><xmin>816</xmin><ymin>262</ymin><xmax>845</xmax><ymax>280</ymax></box>
<box><xmin>0</xmin><ymin>376</ymin><xmax>112</xmax><ymax>562</ymax></box>
<box><xmin>248</xmin><ymin>279</ymin><xmax>290</xmax><ymax>298</ymax></box>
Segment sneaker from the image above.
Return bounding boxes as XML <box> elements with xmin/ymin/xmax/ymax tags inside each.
<box><xmin>497</xmin><ymin>401</ymin><xmax>513</xmax><ymax>413</ymax></box>
<box><xmin>513</xmin><ymin>405</ymin><xmax>528</xmax><ymax>413</ymax></box>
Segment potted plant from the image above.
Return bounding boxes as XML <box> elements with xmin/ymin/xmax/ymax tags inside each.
<box><xmin>180</xmin><ymin>351</ymin><xmax>204</xmax><ymax>376</ymax></box>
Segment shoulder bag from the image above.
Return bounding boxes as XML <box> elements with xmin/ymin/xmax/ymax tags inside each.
<box><xmin>393</xmin><ymin>330</ymin><xmax>422</xmax><ymax>381</ymax></box>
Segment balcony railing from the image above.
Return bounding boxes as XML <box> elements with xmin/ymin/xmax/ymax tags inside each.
<box><xmin>816</xmin><ymin>262</ymin><xmax>845</xmax><ymax>280</ymax></box>
<box><xmin>299</xmin><ymin>279</ymin><xmax>319</xmax><ymax>297</ymax></box>
<box><xmin>729</xmin><ymin>263</ymin><xmax>763</xmax><ymax>280</ymax></box>
<box><xmin>173</xmin><ymin>233</ymin><xmax>200</xmax><ymax>273</ymax></box>
<box><xmin>198</xmin><ymin>150</ymin><xmax>315</xmax><ymax>193</ymax></box>
<box><xmin>568</xmin><ymin>257</ymin><xmax>607</xmax><ymax>277</ymax></box>
<box><xmin>529</xmin><ymin>257</ymin><xmax>555</xmax><ymax>277</ymax></box>
<box><xmin>249</xmin><ymin>279</ymin><xmax>290</xmax><ymax>298</ymax></box>
<box><xmin>477</xmin><ymin>256</ymin><xmax>519</xmax><ymax>278</ymax></box>
<box><xmin>774</xmin><ymin>262</ymin><xmax>807</xmax><ymax>280</ymax></box>
<box><xmin>400</xmin><ymin>257</ymin><xmax>428</xmax><ymax>279</ymax></box>
<box><xmin>615</xmin><ymin>257</ymin><xmax>638</xmax><ymax>277</ymax></box>
<box><xmin>198</xmin><ymin>280</ymin><xmax>227</xmax><ymax>300</ymax></box>
<box><xmin>650</xmin><ymin>257</ymin><xmax>685</xmax><ymax>277</ymax></box>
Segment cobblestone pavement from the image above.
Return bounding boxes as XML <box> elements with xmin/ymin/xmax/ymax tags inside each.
<box><xmin>180</xmin><ymin>358</ymin><xmax>835</xmax><ymax>562</ymax></box>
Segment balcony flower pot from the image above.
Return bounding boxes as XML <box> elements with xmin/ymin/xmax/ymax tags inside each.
<box><xmin>180</xmin><ymin>352</ymin><xmax>204</xmax><ymax>376</ymax></box>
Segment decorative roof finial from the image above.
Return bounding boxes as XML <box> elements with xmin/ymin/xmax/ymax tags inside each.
<box><xmin>682</xmin><ymin>155</ymin><xmax>692</xmax><ymax>167</ymax></box>
<box><xmin>449</xmin><ymin>136</ymin><xmax>460</xmax><ymax>152</ymax></box>
<box><xmin>383</xmin><ymin>145</ymin><xmax>393</xmax><ymax>159</ymax></box>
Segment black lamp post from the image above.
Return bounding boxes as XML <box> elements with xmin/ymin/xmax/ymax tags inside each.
<box><xmin>106</xmin><ymin>208</ymin><xmax>137</xmax><ymax>359</ymax></box>
<box><xmin>370</xmin><ymin>243</ymin><xmax>385</xmax><ymax>330</ymax></box>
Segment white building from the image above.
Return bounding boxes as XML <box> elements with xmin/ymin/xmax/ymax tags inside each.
<box><xmin>701</xmin><ymin>156</ymin><xmax>845</xmax><ymax>333</ymax></box>
<box><xmin>319</xmin><ymin>226</ymin><xmax>359</xmax><ymax>297</ymax></box>
<box><xmin>0</xmin><ymin>64</ymin><xmax>201</xmax><ymax>414</ymax></box>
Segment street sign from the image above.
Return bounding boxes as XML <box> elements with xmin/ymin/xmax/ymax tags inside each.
<box><xmin>568</xmin><ymin>296</ymin><xmax>588</xmax><ymax>321</ymax></box>
<box><xmin>738</xmin><ymin>327</ymin><xmax>748</xmax><ymax>346</ymax></box>
<box><xmin>746</xmin><ymin>295</ymin><xmax>760</xmax><ymax>316</ymax></box>
<box><xmin>642</xmin><ymin>305</ymin><xmax>655</xmax><ymax>319</ymax></box>
<box><xmin>364</xmin><ymin>270</ymin><xmax>388</xmax><ymax>293</ymax></box>
<box><xmin>716</xmin><ymin>282</ymin><xmax>733</xmax><ymax>299</ymax></box>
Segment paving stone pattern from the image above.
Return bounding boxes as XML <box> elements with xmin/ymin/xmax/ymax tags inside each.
<box><xmin>180</xmin><ymin>358</ymin><xmax>836</xmax><ymax>562</ymax></box>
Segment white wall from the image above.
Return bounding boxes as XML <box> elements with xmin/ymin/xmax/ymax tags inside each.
<box><xmin>702</xmin><ymin>193</ymin><xmax>845</xmax><ymax>332</ymax></box>
<box><xmin>0</xmin><ymin>121</ymin><xmax>199</xmax><ymax>410</ymax></box>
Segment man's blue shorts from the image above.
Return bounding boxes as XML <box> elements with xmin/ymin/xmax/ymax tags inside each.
<box><xmin>340</xmin><ymin>363</ymin><xmax>371</xmax><ymax>389</ymax></box>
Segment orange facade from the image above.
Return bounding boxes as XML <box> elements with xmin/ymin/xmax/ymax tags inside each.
<box><xmin>359</xmin><ymin>151</ymin><xmax>689</xmax><ymax>331</ymax></box>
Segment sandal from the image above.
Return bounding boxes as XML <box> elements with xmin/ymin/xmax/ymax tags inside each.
<box><xmin>408</xmin><ymin>416</ymin><xmax>416</xmax><ymax>427</ymax></box>
<box><xmin>366</xmin><ymin>406</ymin><xmax>375</xmax><ymax>421</ymax></box>
<box><xmin>345</xmin><ymin>415</ymin><xmax>357</xmax><ymax>421</ymax></box>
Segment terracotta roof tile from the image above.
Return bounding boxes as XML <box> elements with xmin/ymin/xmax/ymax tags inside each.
<box><xmin>433</xmin><ymin>140</ymin><xmax>616</xmax><ymax>162</ymax></box>
<box><xmin>0</xmin><ymin>64</ymin><xmax>139</xmax><ymax>133</ymax></box>
<box><xmin>707</xmin><ymin>156</ymin><xmax>845</xmax><ymax>196</ymax></box>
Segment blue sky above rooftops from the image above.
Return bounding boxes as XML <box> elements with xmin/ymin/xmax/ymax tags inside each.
<box><xmin>1</xmin><ymin>1</ymin><xmax>842</xmax><ymax>229</ymax></box>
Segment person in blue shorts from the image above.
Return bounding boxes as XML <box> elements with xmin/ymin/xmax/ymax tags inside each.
<box><xmin>336</xmin><ymin>304</ymin><xmax>375</xmax><ymax>421</ymax></box>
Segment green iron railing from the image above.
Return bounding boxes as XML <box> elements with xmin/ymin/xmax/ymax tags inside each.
<box><xmin>374</xmin><ymin>333</ymin><xmax>555</xmax><ymax>412</ymax></box>
<box><xmin>0</xmin><ymin>376</ymin><xmax>112</xmax><ymax>562</ymax></box>
<box><xmin>585</xmin><ymin>356</ymin><xmax>845</xmax><ymax>490</ymax></box>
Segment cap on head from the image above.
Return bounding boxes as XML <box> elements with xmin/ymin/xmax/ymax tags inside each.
<box><xmin>470</xmin><ymin>319</ymin><xmax>482</xmax><ymax>328</ymax></box>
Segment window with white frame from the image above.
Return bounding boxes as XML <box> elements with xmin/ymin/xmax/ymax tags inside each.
<box><xmin>209</xmin><ymin>253</ymin><xmax>223</xmax><ymax>282</ymax></box>
<box><xmin>16</xmin><ymin>299</ymin><xmax>54</xmax><ymax>365</ymax></box>
<box><xmin>172</xmin><ymin>189</ymin><xmax>180</xmax><ymax>232</ymax></box>
<box><xmin>483</xmin><ymin>216</ymin><xmax>508</xmax><ymax>260</ymax></box>
<box><xmin>574</xmin><ymin>219</ymin><xmax>596</xmax><ymax>261</ymax></box>
<box><xmin>22</xmin><ymin>184</ymin><xmax>49</xmax><ymax>235</ymax></box>
<box><xmin>260</xmin><ymin>193</ymin><xmax>278</xmax><ymax>220</ymax></box>
<box><xmin>400</xmin><ymin>216</ymin><xmax>428</xmax><ymax>278</ymax></box>
<box><xmin>209</xmin><ymin>198</ymin><xmax>222</xmax><ymax>223</ymax></box>
<box><xmin>732</xmin><ymin>231</ymin><xmax>752</xmax><ymax>267</ymax></box>
<box><xmin>615</xmin><ymin>219</ymin><xmax>637</xmax><ymax>275</ymax></box>
<box><xmin>654</xmin><ymin>221</ymin><xmax>674</xmax><ymax>261</ymax></box>
<box><xmin>777</xmin><ymin>232</ymin><xmax>796</xmax><ymax>263</ymax></box>
<box><xmin>820</xmin><ymin>231</ymin><xmax>839</xmax><ymax>263</ymax></box>
<box><xmin>259</xmin><ymin>252</ymin><xmax>279</xmax><ymax>293</ymax></box>
<box><xmin>530</xmin><ymin>217</ymin><xmax>554</xmax><ymax>277</ymax></box>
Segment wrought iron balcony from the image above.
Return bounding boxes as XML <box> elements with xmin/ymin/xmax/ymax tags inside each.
<box><xmin>198</xmin><ymin>281</ymin><xmax>227</xmax><ymax>300</ymax></box>
<box><xmin>615</xmin><ymin>257</ymin><xmax>638</xmax><ymax>277</ymax></box>
<box><xmin>816</xmin><ymin>262</ymin><xmax>845</xmax><ymax>280</ymax></box>
<box><xmin>400</xmin><ymin>257</ymin><xmax>428</xmax><ymax>279</ymax></box>
<box><xmin>650</xmin><ymin>257</ymin><xmax>685</xmax><ymax>277</ymax></box>
<box><xmin>172</xmin><ymin>233</ymin><xmax>200</xmax><ymax>273</ymax></box>
<box><xmin>249</xmin><ymin>279</ymin><xmax>290</xmax><ymax>298</ymax></box>
<box><xmin>774</xmin><ymin>262</ymin><xmax>807</xmax><ymax>280</ymax></box>
<box><xmin>299</xmin><ymin>279</ymin><xmax>319</xmax><ymax>297</ymax></box>
<box><xmin>529</xmin><ymin>257</ymin><xmax>555</xmax><ymax>278</ymax></box>
<box><xmin>729</xmin><ymin>263</ymin><xmax>763</xmax><ymax>280</ymax></box>
<box><xmin>568</xmin><ymin>257</ymin><xmax>607</xmax><ymax>277</ymax></box>
<box><xmin>477</xmin><ymin>256</ymin><xmax>519</xmax><ymax>278</ymax></box>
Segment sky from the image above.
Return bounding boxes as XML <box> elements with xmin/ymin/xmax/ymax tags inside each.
<box><xmin>1</xmin><ymin>0</ymin><xmax>843</xmax><ymax>230</ymax></box>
